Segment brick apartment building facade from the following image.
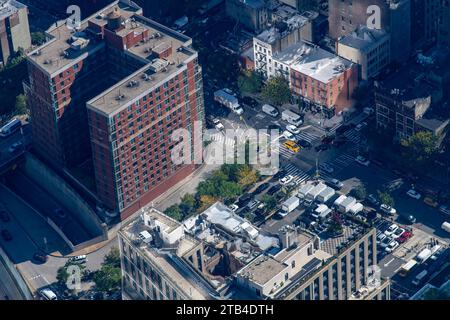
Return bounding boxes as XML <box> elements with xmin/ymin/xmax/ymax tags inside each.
<box><xmin>0</xmin><ymin>0</ymin><xmax>31</xmax><ymax>67</ymax></box>
<box><xmin>25</xmin><ymin>0</ymin><xmax>205</xmax><ymax>220</ymax></box>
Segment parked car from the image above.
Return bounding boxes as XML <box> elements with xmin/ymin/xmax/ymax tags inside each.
<box><xmin>398</xmin><ymin>230</ymin><xmax>413</xmax><ymax>244</ymax></box>
<box><xmin>377</xmin><ymin>232</ymin><xmax>387</xmax><ymax>244</ymax></box>
<box><xmin>424</xmin><ymin>197</ymin><xmax>439</xmax><ymax>208</ymax></box>
<box><xmin>254</xmin><ymin>183</ymin><xmax>270</xmax><ymax>194</ymax></box>
<box><xmin>1</xmin><ymin>229</ymin><xmax>12</xmax><ymax>241</ymax></box>
<box><xmin>406</xmin><ymin>215</ymin><xmax>417</xmax><ymax>224</ymax></box>
<box><xmin>272</xmin><ymin>169</ymin><xmax>285</xmax><ymax>180</ymax></box>
<box><xmin>384</xmin><ymin>224</ymin><xmax>399</xmax><ymax>237</ymax></box>
<box><xmin>247</xmin><ymin>200</ymin><xmax>261</xmax><ymax>211</ymax></box>
<box><xmin>0</xmin><ymin>210</ymin><xmax>10</xmax><ymax>223</ymax></box>
<box><xmin>267</xmin><ymin>184</ymin><xmax>282</xmax><ymax>195</ymax></box>
<box><xmin>282</xmin><ymin>130</ymin><xmax>295</xmax><ymax>141</ymax></box>
<box><xmin>68</xmin><ymin>255</ymin><xmax>87</xmax><ymax>264</ymax></box>
<box><xmin>326</xmin><ymin>178</ymin><xmax>343</xmax><ymax>189</ymax></box>
<box><xmin>385</xmin><ymin>240</ymin><xmax>399</xmax><ymax>253</ymax></box>
<box><xmin>355</xmin><ymin>155</ymin><xmax>370</xmax><ymax>166</ymax></box>
<box><xmin>355</xmin><ymin>122</ymin><xmax>367</xmax><ymax>132</ymax></box>
<box><xmin>391</xmin><ymin>227</ymin><xmax>406</xmax><ymax>239</ymax></box>
<box><xmin>315</xmin><ymin>144</ymin><xmax>330</xmax><ymax>152</ymax></box>
<box><xmin>319</xmin><ymin>163</ymin><xmax>334</xmax><ymax>174</ymax></box>
<box><xmin>242</xmin><ymin>96</ymin><xmax>258</xmax><ymax>109</ymax></box>
<box><xmin>237</xmin><ymin>194</ymin><xmax>253</xmax><ymax>207</ymax></box>
<box><xmin>286</xmin><ymin>124</ymin><xmax>300</xmax><ymax>135</ymax></box>
<box><xmin>406</xmin><ymin>189</ymin><xmax>421</xmax><ymax>200</ymax></box>
<box><xmin>229</xmin><ymin>204</ymin><xmax>239</xmax><ymax>212</ymax></box>
<box><xmin>33</xmin><ymin>252</ymin><xmax>48</xmax><ymax>263</ymax></box>
<box><xmin>380</xmin><ymin>236</ymin><xmax>394</xmax><ymax>248</ymax></box>
<box><xmin>297</xmin><ymin>139</ymin><xmax>312</xmax><ymax>149</ymax></box>
<box><xmin>280</xmin><ymin>175</ymin><xmax>294</xmax><ymax>185</ymax></box>
<box><xmin>8</xmin><ymin>141</ymin><xmax>23</xmax><ymax>153</ymax></box>
<box><xmin>380</xmin><ymin>204</ymin><xmax>396</xmax><ymax>215</ymax></box>
<box><xmin>367</xmin><ymin>194</ymin><xmax>380</xmax><ymax>206</ymax></box>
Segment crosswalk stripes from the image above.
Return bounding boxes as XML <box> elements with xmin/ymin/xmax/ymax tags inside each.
<box><xmin>329</xmin><ymin>123</ymin><xmax>343</xmax><ymax>134</ymax></box>
<box><xmin>296</xmin><ymin>131</ymin><xmax>321</xmax><ymax>144</ymax></box>
<box><xmin>344</xmin><ymin>129</ymin><xmax>361</xmax><ymax>143</ymax></box>
<box><xmin>284</xmin><ymin>163</ymin><xmax>311</xmax><ymax>185</ymax></box>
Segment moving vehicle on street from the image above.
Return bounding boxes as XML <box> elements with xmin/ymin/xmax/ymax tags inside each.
<box><xmin>380</xmin><ymin>204</ymin><xmax>396</xmax><ymax>215</ymax></box>
<box><xmin>326</xmin><ymin>178</ymin><xmax>343</xmax><ymax>189</ymax></box>
<box><xmin>442</xmin><ymin>221</ymin><xmax>450</xmax><ymax>233</ymax></box>
<box><xmin>355</xmin><ymin>155</ymin><xmax>370</xmax><ymax>166</ymax></box>
<box><xmin>406</xmin><ymin>189</ymin><xmax>421</xmax><ymax>200</ymax></box>
<box><xmin>0</xmin><ymin>118</ymin><xmax>22</xmax><ymax>138</ymax></box>
<box><xmin>212</xmin><ymin>118</ymin><xmax>224</xmax><ymax>131</ymax></box>
<box><xmin>283</xmin><ymin>140</ymin><xmax>300</xmax><ymax>153</ymax></box>
<box><xmin>282</xmin><ymin>130</ymin><xmax>295</xmax><ymax>141</ymax></box>
<box><xmin>286</xmin><ymin>124</ymin><xmax>300</xmax><ymax>135</ymax></box>
<box><xmin>280</xmin><ymin>175</ymin><xmax>294</xmax><ymax>185</ymax></box>
<box><xmin>214</xmin><ymin>89</ymin><xmax>243</xmax><ymax>115</ymax></box>
<box><xmin>319</xmin><ymin>163</ymin><xmax>334</xmax><ymax>174</ymax></box>
<box><xmin>423</xmin><ymin>197</ymin><xmax>439</xmax><ymax>208</ymax></box>
<box><xmin>282</xmin><ymin>110</ymin><xmax>303</xmax><ymax>126</ymax></box>
<box><xmin>262</xmin><ymin>104</ymin><xmax>279</xmax><ymax>117</ymax></box>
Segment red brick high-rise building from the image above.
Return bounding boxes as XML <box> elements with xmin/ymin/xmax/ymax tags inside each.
<box><xmin>25</xmin><ymin>0</ymin><xmax>205</xmax><ymax>220</ymax></box>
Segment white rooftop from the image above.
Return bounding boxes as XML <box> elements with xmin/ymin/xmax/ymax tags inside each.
<box><xmin>0</xmin><ymin>0</ymin><xmax>25</xmax><ymax>21</ymax></box>
<box><xmin>283</xmin><ymin>42</ymin><xmax>353</xmax><ymax>83</ymax></box>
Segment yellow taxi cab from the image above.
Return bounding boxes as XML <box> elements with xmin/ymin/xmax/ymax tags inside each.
<box><xmin>283</xmin><ymin>140</ymin><xmax>301</xmax><ymax>153</ymax></box>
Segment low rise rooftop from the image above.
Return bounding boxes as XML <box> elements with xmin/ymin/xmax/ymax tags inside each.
<box><xmin>0</xmin><ymin>0</ymin><xmax>26</xmax><ymax>21</ymax></box>
<box><xmin>338</xmin><ymin>25</ymin><xmax>389</xmax><ymax>52</ymax></box>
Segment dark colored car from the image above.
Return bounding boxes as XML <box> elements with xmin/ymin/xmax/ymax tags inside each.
<box><xmin>315</xmin><ymin>144</ymin><xmax>330</xmax><ymax>152</ymax></box>
<box><xmin>297</xmin><ymin>139</ymin><xmax>312</xmax><ymax>149</ymax></box>
<box><xmin>254</xmin><ymin>183</ymin><xmax>270</xmax><ymax>195</ymax></box>
<box><xmin>1</xmin><ymin>230</ymin><xmax>12</xmax><ymax>241</ymax></box>
<box><xmin>237</xmin><ymin>194</ymin><xmax>253</xmax><ymax>207</ymax></box>
<box><xmin>332</xmin><ymin>138</ymin><xmax>347</xmax><ymax>147</ymax></box>
<box><xmin>33</xmin><ymin>252</ymin><xmax>48</xmax><ymax>263</ymax></box>
<box><xmin>241</xmin><ymin>96</ymin><xmax>258</xmax><ymax>109</ymax></box>
<box><xmin>272</xmin><ymin>170</ymin><xmax>285</xmax><ymax>181</ymax></box>
<box><xmin>0</xmin><ymin>210</ymin><xmax>10</xmax><ymax>223</ymax></box>
<box><xmin>321</xmin><ymin>135</ymin><xmax>335</xmax><ymax>144</ymax></box>
<box><xmin>267</xmin><ymin>184</ymin><xmax>282</xmax><ymax>196</ymax></box>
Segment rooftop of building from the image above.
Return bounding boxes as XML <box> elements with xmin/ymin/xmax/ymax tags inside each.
<box><xmin>120</xmin><ymin>193</ymin><xmax>374</xmax><ymax>299</ymax></box>
<box><xmin>27</xmin><ymin>0</ymin><xmax>195</xmax><ymax>116</ymax></box>
<box><xmin>338</xmin><ymin>25</ymin><xmax>389</xmax><ymax>52</ymax></box>
<box><xmin>274</xmin><ymin>41</ymin><xmax>354</xmax><ymax>83</ymax></box>
<box><xmin>255</xmin><ymin>10</ymin><xmax>317</xmax><ymax>45</ymax></box>
<box><xmin>231</xmin><ymin>0</ymin><xmax>266</xmax><ymax>10</ymax></box>
<box><xmin>0</xmin><ymin>0</ymin><xmax>26</xmax><ymax>21</ymax></box>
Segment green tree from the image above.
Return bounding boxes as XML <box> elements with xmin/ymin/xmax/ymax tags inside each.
<box><xmin>179</xmin><ymin>193</ymin><xmax>197</xmax><ymax>216</ymax></box>
<box><xmin>237</xmin><ymin>70</ymin><xmax>262</xmax><ymax>95</ymax></box>
<box><xmin>217</xmin><ymin>181</ymin><xmax>242</xmax><ymax>201</ymax></box>
<box><xmin>31</xmin><ymin>32</ymin><xmax>47</xmax><ymax>46</ymax></box>
<box><xmin>261</xmin><ymin>194</ymin><xmax>277</xmax><ymax>212</ymax></box>
<box><xmin>261</xmin><ymin>75</ymin><xmax>291</xmax><ymax>106</ymax></box>
<box><xmin>164</xmin><ymin>205</ymin><xmax>183</xmax><ymax>221</ymax></box>
<box><xmin>378</xmin><ymin>191</ymin><xmax>395</xmax><ymax>207</ymax></box>
<box><xmin>237</xmin><ymin>166</ymin><xmax>259</xmax><ymax>187</ymax></box>
<box><xmin>93</xmin><ymin>264</ymin><xmax>122</xmax><ymax>293</ymax></box>
<box><xmin>352</xmin><ymin>185</ymin><xmax>367</xmax><ymax>201</ymax></box>
<box><xmin>14</xmin><ymin>94</ymin><xmax>27</xmax><ymax>115</ymax></box>
<box><xmin>401</xmin><ymin>131</ymin><xmax>439</xmax><ymax>168</ymax></box>
<box><xmin>104</xmin><ymin>246</ymin><xmax>121</xmax><ymax>268</ymax></box>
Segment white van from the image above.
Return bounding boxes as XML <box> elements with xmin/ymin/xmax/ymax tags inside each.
<box><xmin>441</xmin><ymin>221</ymin><xmax>450</xmax><ymax>233</ymax></box>
<box><xmin>282</xmin><ymin>110</ymin><xmax>303</xmax><ymax>126</ymax></box>
<box><xmin>262</xmin><ymin>104</ymin><xmax>279</xmax><ymax>117</ymax></box>
<box><xmin>68</xmin><ymin>255</ymin><xmax>87</xmax><ymax>264</ymax></box>
<box><xmin>40</xmin><ymin>288</ymin><xmax>58</xmax><ymax>300</ymax></box>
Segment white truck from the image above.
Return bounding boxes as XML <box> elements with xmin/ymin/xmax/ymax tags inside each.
<box><xmin>306</xmin><ymin>183</ymin><xmax>327</xmax><ymax>201</ymax></box>
<box><xmin>337</xmin><ymin>196</ymin><xmax>357</xmax><ymax>213</ymax></box>
<box><xmin>349</xmin><ymin>202</ymin><xmax>364</xmax><ymax>215</ymax></box>
<box><xmin>311</xmin><ymin>204</ymin><xmax>332</xmax><ymax>221</ymax></box>
<box><xmin>214</xmin><ymin>89</ymin><xmax>243</xmax><ymax>115</ymax></box>
<box><xmin>282</xmin><ymin>196</ymin><xmax>300</xmax><ymax>213</ymax></box>
<box><xmin>317</xmin><ymin>187</ymin><xmax>335</xmax><ymax>203</ymax></box>
<box><xmin>298</xmin><ymin>183</ymin><xmax>315</xmax><ymax>200</ymax></box>
<box><xmin>442</xmin><ymin>221</ymin><xmax>450</xmax><ymax>233</ymax></box>
<box><xmin>282</xmin><ymin>110</ymin><xmax>303</xmax><ymax>126</ymax></box>
<box><xmin>416</xmin><ymin>248</ymin><xmax>432</xmax><ymax>264</ymax></box>
<box><xmin>262</xmin><ymin>104</ymin><xmax>279</xmax><ymax>117</ymax></box>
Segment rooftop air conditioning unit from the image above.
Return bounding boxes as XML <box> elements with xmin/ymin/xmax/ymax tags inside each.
<box><xmin>115</xmin><ymin>94</ymin><xmax>125</xmax><ymax>101</ymax></box>
<box><xmin>43</xmin><ymin>59</ymin><xmax>52</xmax><ymax>65</ymax></box>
